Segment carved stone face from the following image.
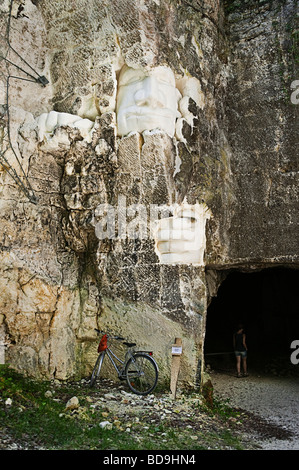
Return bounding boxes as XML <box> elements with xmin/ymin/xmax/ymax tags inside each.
<box><xmin>116</xmin><ymin>65</ymin><xmax>180</xmax><ymax>137</ymax></box>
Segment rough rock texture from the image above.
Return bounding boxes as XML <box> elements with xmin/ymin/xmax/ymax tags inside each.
<box><xmin>0</xmin><ymin>0</ymin><xmax>297</xmax><ymax>386</ymax></box>
<box><xmin>218</xmin><ymin>0</ymin><xmax>299</xmax><ymax>267</ymax></box>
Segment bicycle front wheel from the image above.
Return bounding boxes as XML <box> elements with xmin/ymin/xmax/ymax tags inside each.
<box><xmin>125</xmin><ymin>353</ymin><xmax>158</xmax><ymax>395</ymax></box>
<box><xmin>89</xmin><ymin>351</ymin><xmax>105</xmax><ymax>387</ymax></box>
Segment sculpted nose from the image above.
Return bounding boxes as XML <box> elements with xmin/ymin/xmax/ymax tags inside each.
<box><xmin>134</xmin><ymin>76</ymin><xmax>162</xmax><ymax>107</ymax></box>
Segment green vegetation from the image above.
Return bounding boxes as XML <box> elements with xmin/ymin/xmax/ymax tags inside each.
<box><xmin>0</xmin><ymin>365</ymin><xmax>249</xmax><ymax>450</ymax></box>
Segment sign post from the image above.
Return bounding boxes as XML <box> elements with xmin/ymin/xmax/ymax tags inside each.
<box><xmin>170</xmin><ymin>338</ymin><xmax>182</xmax><ymax>399</ymax></box>
<box><xmin>0</xmin><ymin>324</ymin><xmax>5</xmax><ymax>365</ymax></box>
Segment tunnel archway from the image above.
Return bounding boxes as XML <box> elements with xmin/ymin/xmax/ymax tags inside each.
<box><xmin>204</xmin><ymin>267</ymin><xmax>299</xmax><ymax>373</ymax></box>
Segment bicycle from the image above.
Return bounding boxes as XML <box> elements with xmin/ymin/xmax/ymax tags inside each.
<box><xmin>89</xmin><ymin>329</ymin><xmax>159</xmax><ymax>395</ymax></box>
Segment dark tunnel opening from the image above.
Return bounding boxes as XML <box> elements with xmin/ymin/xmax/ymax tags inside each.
<box><xmin>204</xmin><ymin>267</ymin><xmax>299</xmax><ymax>374</ymax></box>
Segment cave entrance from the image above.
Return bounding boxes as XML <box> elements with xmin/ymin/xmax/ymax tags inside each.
<box><xmin>204</xmin><ymin>267</ymin><xmax>299</xmax><ymax>374</ymax></box>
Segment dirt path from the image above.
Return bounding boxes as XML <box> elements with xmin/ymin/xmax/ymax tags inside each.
<box><xmin>210</xmin><ymin>368</ymin><xmax>299</xmax><ymax>450</ymax></box>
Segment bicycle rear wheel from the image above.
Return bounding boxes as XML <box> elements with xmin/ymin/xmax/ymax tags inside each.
<box><xmin>89</xmin><ymin>351</ymin><xmax>105</xmax><ymax>387</ymax></box>
<box><xmin>125</xmin><ymin>353</ymin><xmax>158</xmax><ymax>395</ymax></box>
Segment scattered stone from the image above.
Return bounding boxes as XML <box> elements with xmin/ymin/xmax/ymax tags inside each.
<box><xmin>65</xmin><ymin>396</ymin><xmax>79</xmax><ymax>411</ymax></box>
<box><xmin>99</xmin><ymin>421</ymin><xmax>112</xmax><ymax>430</ymax></box>
<box><xmin>104</xmin><ymin>393</ymin><xmax>119</xmax><ymax>401</ymax></box>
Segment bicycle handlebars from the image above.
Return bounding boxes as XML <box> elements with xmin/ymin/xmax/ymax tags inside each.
<box><xmin>95</xmin><ymin>328</ymin><xmax>125</xmax><ymax>341</ymax></box>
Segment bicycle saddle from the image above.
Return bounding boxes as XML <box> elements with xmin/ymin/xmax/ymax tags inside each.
<box><xmin>123</xmin><ymin>342</ymin><xmax>136</xmax><ymax>348</ymax></box>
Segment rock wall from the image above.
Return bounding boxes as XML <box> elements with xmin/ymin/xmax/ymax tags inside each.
<box><xmin>218</xmin><ymin>0</ymin><xmax>299</xmax><ymax>267</ymax></box>
<box><xmin>0</xmin><ymin>0</ymin><xmax>297</xmax><ymax>387</ymax></box>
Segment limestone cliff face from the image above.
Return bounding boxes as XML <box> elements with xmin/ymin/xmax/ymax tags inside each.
<box><xmin>219</xmin><ymin>0</ymin><xmax>299</xmax><ymax>267</ymax></box>
<box><xmin>0</xmin><ymin>0</ymin><xmax>297</xmax><ymax>385</ymax></box>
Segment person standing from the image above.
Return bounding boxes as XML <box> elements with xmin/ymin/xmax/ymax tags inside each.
<box><xmin>233</xmin><ymin>324</ymin><xmax>248</xmax><ymax>377</ymax></box>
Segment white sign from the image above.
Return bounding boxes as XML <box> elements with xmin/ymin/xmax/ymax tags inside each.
<box><xmin>172</xmin><ymin>346</ymin><xmax>182</xmax><ymax>355</ymax></box>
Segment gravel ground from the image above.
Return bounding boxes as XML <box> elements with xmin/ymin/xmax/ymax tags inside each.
<box><xmin>2</xmin><ymin>360</ymin><xmax>298</xmax><ymax>450</ymax></box>
<box><xmin>0</xmin><ymin>376</ymin><xmax>261</xmax><ymax>451</ymax></box>
<box><xmin>210</xmin><ymin>368</ymin><xmax>299</xmax><ymax>450</ymax></box>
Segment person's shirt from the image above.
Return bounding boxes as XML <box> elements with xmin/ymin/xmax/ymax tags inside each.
<box><xmin>234</xmin><ymin>332</ymin><xmax>246</xmax><ymax>351</ymax></box>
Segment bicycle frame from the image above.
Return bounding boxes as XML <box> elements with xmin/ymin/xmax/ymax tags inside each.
<box><xmin>104</xmin><ymin>346</ymin><xmax>158</xmax><ymax>378</ymax></box>
<box><xmin>104</xmin><ymin>346</ymin><xmax>132</xmax><ymax>379</ymax></box>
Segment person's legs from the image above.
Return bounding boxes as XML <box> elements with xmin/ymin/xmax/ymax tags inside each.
<box><xmin>235</xmin><ymin>354</ymin><xmax>241</xmax><ymax>376</ymax></box>
<box><xmin>242</xmin><ymin>354</ymin><xmax>248</xmax><ymax>376</ymax></box>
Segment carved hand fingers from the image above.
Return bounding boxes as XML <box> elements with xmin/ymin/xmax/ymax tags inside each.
<box><xmin>36</xmin><ymin>111</ymin><xmax>94</xmax><ymax>142</ymax></box>
<box><xmin>154</xmin><ymin>204</ymin><xmax>211</xmax><ymax>266</ymax></box>
<box><xmin>155</xmin><ymin>214</ymin><xmax>200</xmax><ymax>264</ymax></box>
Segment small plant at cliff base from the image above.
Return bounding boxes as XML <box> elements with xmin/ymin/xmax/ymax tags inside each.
<box><xmin>210</xmin><ymin>396</ymin><xmax>243</xmax><ymax>421</ymax></box>
<box><xmin>200</xmin><ymin>378</ymin><xmax>241</xmax><ymax>421</ymax></box>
